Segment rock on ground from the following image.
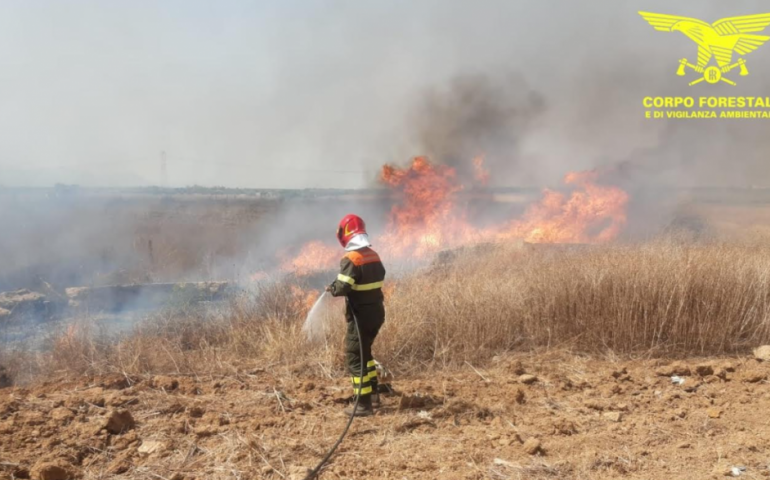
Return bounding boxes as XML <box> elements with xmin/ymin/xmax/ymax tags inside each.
<box><xmin>603</xmin><ymin>411</ymin><xmax>623</xmax><ymax>423</ymax></box>
<box><xmin>656</xmin><ymin>362</ymin><xmax>691</xmax><ymax>376</ymax></box>
<box><xmin>138</xmin><ymin>439</ymin><xmax>167</xmax><ymax>456</ymax></box>
<box><xmin>754</xmin><ymin>345</ymin><xmax>770</xmax><ymax>361</ymax></box>
<box><xmin>105</xmin><ymin>409</ymin><xmax>135</xmax><ymax>434</ymax></box>
<box><xmin>30</xmin><ymin>461</ymin><xmax>73</xmax><ymax>480</ymax></box>
<box><xmin>522</xmin><ymin>437</ymin><xmax>542</xmax><ymax>455</ymax></box>
<box><xmin>739</xmin><ymin>369</ymin><xmax>767</xmax><ymax>383</ymax></box>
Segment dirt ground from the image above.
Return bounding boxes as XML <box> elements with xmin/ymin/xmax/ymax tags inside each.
<box><xmin>2</xmin><ymin>352</ymin><xmax>770</xmax><ymax>480</ymax></box>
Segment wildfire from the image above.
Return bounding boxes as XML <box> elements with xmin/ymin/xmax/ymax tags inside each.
<box><xmin>290</xmin><ymin>285</ymin><xmax>320</xmax><ymax>314</ymax></box>
<box><xmin>379</xmin><ymin>156</ymin><xmax>478</xmax><ymax>258</ymax></box>
<box><xmin>280</xmin><ymin>241</ymin><xmax>339</xmax><ymax>275</ymax></box>
<box><xmin>499</xmin><ymin>170</ymin><xmax>629</xmax><ymax>244</ymax></box>
<box><xmin>279</xmin><ymin>156</ymin><xmax>630</xmax><ymax>275</ymax></box>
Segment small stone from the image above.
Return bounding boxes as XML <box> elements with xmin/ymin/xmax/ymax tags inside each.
<box><xmin>707</xmin><ymin>408</ymin><xmax>722</xmax><ymax>419</ymax></box>
<box><xmin>138</xmin><ymin>439</ymin><xmax>166</xmax><ymax>455</ymax></box>
<box><xmin>712</xmin><ymin>460</ymin><xmax>734</xmax><ymax>477</ymax></box>
<box><xmin>188</xmin><ymin>405</ymin><xmax>205</xmax><ymax>418</ymax></box>
<box><xmin>600</xmin><ymin>384</ymin><xmax>622</xmax><ymax>397</ymax></box>
<box><xmin>611</xmin><ymin>367</ymin><xmax>628</xmax><ymax>378</ymax></box>
<box><xmin>656</xmin><ymin>362</ymin><xmax>691</xmax><ymax>377</ymax></box>
<box><xmin>49</xmin><ymin>407</ymin><xmax>75</xmax><ymax>423</ymax></box>
<box><xmin>518</xmin><ymin>374</ymin><xmax>538</xmax><ymax>385</ymax></box>
<box><xmin>603</xmin><ymin>411</ymin><xmax>623</xmax><ymax>423</ymax></box>
<box><xmin>30</xmin><ymin>461</ymin><xmax>74</xmax><ymax>480</ymax></box>
<box><xmin>105</xmin><ymin>409</ymin><xmax>135</xmax><ymax>434</ymax></box>
<box><xmin>151</xmin><ymin>375</ymin><xmax>179</xmax><ymax>391</ymax></box>
<box><xmin>20</xmin><ymin>411</ymin><xmax>46</xmax><ymax>426</ymax></box>
<box><xmin>721</xmin><ymin>363</ymin><xmax>736</xmax><ymax>373</ymax></box>
<box><xmin>508</xmin><ymin>360</ymin><xmax>526</xmax><ymax>375</ymax></box>
<box><xmin>754</xmin><ymin>345</ymin><xmax>770</xmax><ymax>361</ymax></box>
<box><xmin>552</xmin><ymin>418</ymin><xmax>578</xmax><ymax>436</ymax></box>
<box><xmin>714</xmin><ymin>368</ymin><xmax>728</xmax><ymax>380</ymax></box>
<box><xmin>11</xmin><ymin>466</ymin><xmax>29</xmax><ymax>479</ymax></box>
<box><xmin>740</xmin><ymin>369</ymin><xmax>767</xmax><ymax>383</ymax></box>
<box><xmin>677</xmin><ymin>442</ymin><xmax>691</xmax><ymax>449</ymax></box>
<box><xmin>522</xmin><ymin>437</ymin><xmax>542</xmax><ymax>455</ymax></box>
<box><xmin>106</xmin><ymin>450</ymin><xmax>133</xmax><ymax>475</ymax></box>
<box><xmin>684</xmin><ymin>381</ymin><xmax>703</xmax><ymax>393</ymax></box>
<box><xmin>513</xmin><ymin>387</ymin><xmax>526</xmax><ymax>404</ymax></box>
<box><xmin>100</xmin><ymin>374</ymin><xmax>132</xmax><ymax>390</ymax></box>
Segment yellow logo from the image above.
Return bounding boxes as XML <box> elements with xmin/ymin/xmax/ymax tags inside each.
<box><xmin>344</xmin><ymin>224</ymin><xmax>354</xmax><ymax>237</ymax></box>
<box><xmin>639</xmin><ymin>12</ymin><xmax>770</xmax><ymax>86</ymax></box>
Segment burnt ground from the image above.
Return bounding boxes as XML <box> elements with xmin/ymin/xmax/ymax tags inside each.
<box><xmin>2</xmin><ymin>353</ymin><xmax>770</xmax><ymax>480</ymax></box>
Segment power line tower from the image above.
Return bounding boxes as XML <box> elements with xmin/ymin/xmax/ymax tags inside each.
<box><xmin>160</xmin><ymin>151</ymin><xmax>168</xmax><ymax>187</ymax></box>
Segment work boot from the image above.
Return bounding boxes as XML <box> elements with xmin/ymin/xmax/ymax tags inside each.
<box><xmin>344</xmin><ymin>395</ymin><xmax>373</xmax><ymax>417</ymax></box>
<box><xmin>371</xmin><ymin>392</ymin><xmax>381</xmax><ymax>408</ymax></box>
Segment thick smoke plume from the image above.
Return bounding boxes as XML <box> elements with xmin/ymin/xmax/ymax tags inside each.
<box><xmin>407</xmin><ymin>74</ymin><xmax>545</xmax><ymax>179</ymax></box>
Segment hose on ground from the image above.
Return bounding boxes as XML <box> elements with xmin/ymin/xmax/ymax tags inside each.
<box><xmin>302</xmin><ymin>303</ymin><xmax>364</xmax><ymax>480</ymax></box>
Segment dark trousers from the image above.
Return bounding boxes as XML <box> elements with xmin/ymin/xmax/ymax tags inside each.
<box><xmin>345</xmin><ymin>301</ymin><xmax>384</xmax><ymax>396</ymax></box>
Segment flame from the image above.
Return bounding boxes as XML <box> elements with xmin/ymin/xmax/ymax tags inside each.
<box><xmin>279</xmin><ymin>156</ymin><xmax>629</xmax><ymax>275</ymax></box>
<box><xmin>499</xmin><ymin>170</ymin><xmax>629</xmax><ymax>244</ymax></box>
<box><xmin>280</xmin><ymin>241</ymin><xmax>339</xmax><ymax>275</ymax></box>
<box><xmin>290</xmin><ymin>285</ymin><xmax>320</xmax><ymax>314</ymax></box>
<box><xmin>379</xmin><ymin>156</ymin><xmax>477</xmax><ymax>258</ymax></box>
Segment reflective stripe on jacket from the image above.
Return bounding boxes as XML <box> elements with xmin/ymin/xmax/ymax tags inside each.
<box><xmin>329</xmin><ymin>246</ymin><xmax>386</xmax><ymax>304</ymax></box>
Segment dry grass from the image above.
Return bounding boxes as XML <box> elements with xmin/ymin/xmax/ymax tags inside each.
<box><xmin>382</xmin><ymin>238</ymin><xmax>770</xmax><ymax>364</ymax></box>
<box><xmin>8</xmin><ymin>238</ymin><xmax>770</xmax><ymax>383</ymax></box>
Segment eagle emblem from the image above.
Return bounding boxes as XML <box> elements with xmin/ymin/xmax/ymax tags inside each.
<box><xmin>639</xmin><ymin>12</ymin><xmax>770</xmax><ymax>85</ymax></box>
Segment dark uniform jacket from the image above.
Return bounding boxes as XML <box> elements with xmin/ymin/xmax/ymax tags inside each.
<box><xmin>329</xmin><ymin>247</ymin><xmax>386</xmax><ymax>321</ymax></box>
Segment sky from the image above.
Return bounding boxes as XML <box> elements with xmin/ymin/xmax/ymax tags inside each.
<box><xmin>1</xmin><ymin>0</ymin><xmax>770</xmax><ymax>188</ymax></box>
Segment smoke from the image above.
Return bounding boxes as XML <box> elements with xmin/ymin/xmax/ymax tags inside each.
<box><xmin>402</xmin><ymin>1</ymin><xmax>770</xmax><ymax>191</ymax></box>
<box><xmin>1</xmin><ymin>1</ymin><xmax>769</xmax><ymax>188</ymax></box>
<box><xmin>3</xmin><ymin>1</ymin><xmax>770</xmax><ymax>304</ymax></box>
<box><xmin>407</xmin><ymin>74</ymin><xmax>545</xmax><ymax>179</ymax></box>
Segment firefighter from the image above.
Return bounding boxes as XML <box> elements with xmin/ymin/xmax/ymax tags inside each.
<box><xmin>326</xmin><ymin>214</ymin><xmax>386</xmax><ymax>417</ymax></box>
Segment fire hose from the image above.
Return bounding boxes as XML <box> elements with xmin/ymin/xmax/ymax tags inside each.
<box><xmin>302</xmin><ymin>298</ymin><xmax>365</xmax><ymax>480</ymax></box>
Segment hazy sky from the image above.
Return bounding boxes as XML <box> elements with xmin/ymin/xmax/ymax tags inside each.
<box><xmin>2</xmin><ymin>1</ymin><xmax>770</xmax><ymax>188</ymax></box>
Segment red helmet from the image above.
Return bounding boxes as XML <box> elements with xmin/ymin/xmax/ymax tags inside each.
<box><xmin>337</xmin><ymin>214</ymin><xmax>366</xmax><ymax>247</ymax></box>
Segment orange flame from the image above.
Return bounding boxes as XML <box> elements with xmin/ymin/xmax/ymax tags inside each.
<box><xmin>279</xmin><ymin>156</ymin><xmax>629</xmax><ymax>274</ymax></box>
<box><xmin>499</xmin><ymin>170</ymin><xmax>629</xmax><ymax>244</ymax></box>
<box><xmin>280</xmin><ymin>241</ymin><xmax>339</xmax><ymax>275</ymax></box>
<box><xmin>290</xmin><ymin>285</ymin><xmax>320</xmax><ymax>314</ymax></box>
<box><xmin>379</xmin><ymin>156</ymin><xmax>477</xmax><ymax>258</ymax></box>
